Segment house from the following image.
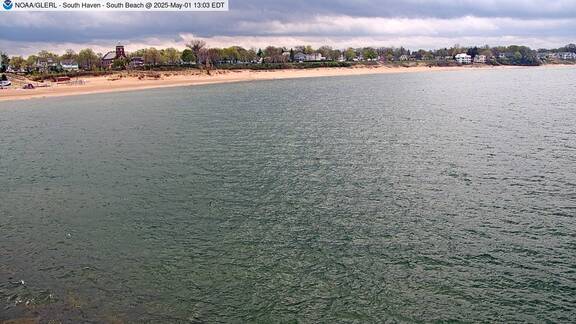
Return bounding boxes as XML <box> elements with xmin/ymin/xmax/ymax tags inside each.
<box><xmin>398</xmin><ymin>54</ymin><xmax>417</xmax><ymax>61</ymax></box>
<box><xmin>7</xmin><ymin>65</ymin><xmax>26</xmax><ymax>73</ymax></box>
<box><xmin>293</xmin><ymin>52</ymin><xmax>325</xmax><ymax>62</ymax></box>
<box><xmin>129</xmin><ymin>57</ymin><xmax>145</xmax><ymax>67</ymax></box>
<box><xmin>473</xmin><ymin>55</ymin><xmax>487</xmax><ymax>64</ymax></box>
<box><xmin>60</xmin><ymin>59</ymin><xmax>79</xmax><ymax>71</ymax></box>
<box><xmin>558</xmin><ymin>52</ymin><xmax>576</xmax><ymax>60</ymax></box>
<box><xmin>498</xmin><ymin>53</ymin><xmax>515</xmax><ymax>59</ymax></box>
<box><xmin>310</xmin><ymin>53</ymin><xmax>325</xmax><ymax>61</ymax></box>
<box><xmin>435</xmin><ymin>56</ymin><xmax>453</xmax><ymax>61</ymax></box>
<box><xmin>420</xmin><ymin>54</ymin><xmax>434</xmax><ymax>61</ymax></box>
<box><xmin>293</xmin><ymin>52</ymin><xmax>306</xmax><ymax>62</ymax></box>
<box><xmin>102</xmin><ymin>45</ymin><xmax>127</xmax><ymax>67</ymax></box>
<box><xmin>36</xmin><ymin>57</ymin><xmax>58</xmax><ymax>72</ymax></box>
<box><xmin>455</xmin><ymin>53</ymin><xmax>472</xmax><ymax>64</ymax></box>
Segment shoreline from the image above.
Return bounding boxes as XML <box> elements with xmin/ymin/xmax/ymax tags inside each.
<box><xmin>0</xmin><ymin>64</ymin><xmax>573</xmax><ymax>102</ymax></box>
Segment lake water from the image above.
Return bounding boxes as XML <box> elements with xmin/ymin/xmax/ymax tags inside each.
<box><xmin>1</xmin><ymin>67</ymin><xmax>575</xmax><ymax>323</ymax></box>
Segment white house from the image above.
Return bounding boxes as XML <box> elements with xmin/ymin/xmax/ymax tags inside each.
<box><xmin>455</xmin><ymin>53</ymin><xmax>472</xmax><ymax>64</ymax></box>
<box><xmin>473</xmin><ymin>55</ymin><xmax>487</xmax><ymax>64</ymax></box>
<box><xmin>9</xmin><ymin>67</ymin><xmax>27</xmax><ymax>73</ymax></box>
<box><xmin>308</xmin><ymin>53</ymin><xmax>325</xmax><ymax>61</ymax></box>
<box><xmin>294</xmin><ymin>52</ymin><xmax>325</xmax><ymax>62</ymax></box>
<box><xmin>498</xmin><ymin>53</ymin><xmax>515</xmax><ymax>60</ymax></box>
<box><xmin>60</xmin><ymin>59</ymin><xmax>79</xmax><ymax>71</ymax></box>
<box><xmin>558</xmin><ymin>52</ymin><xmax>576</xmax><ymax>60</ymax></box>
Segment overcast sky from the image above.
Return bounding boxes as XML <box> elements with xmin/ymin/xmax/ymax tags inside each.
<box><xmin>1</xmin><ymin>0</ymin><xmax>576</xmax><ymax>56</ymax></box>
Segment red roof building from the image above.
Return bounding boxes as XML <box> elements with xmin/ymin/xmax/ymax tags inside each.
<box><xmin>102</xmin><ymin>45</ymin><xmax>127</xmax><ymax>67</ymax></box>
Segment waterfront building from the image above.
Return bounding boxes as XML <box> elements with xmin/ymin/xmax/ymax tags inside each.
<box><xmin>102</xmin><ymin>45</ymin><xmax>127</xmax><ymax>67</ymax></box>
<box><xmin>474</xmin><ymin>55</ymin><xmax>487</xmax><ymax>64</ymax></box>
<box><xmin>455</xmin><ymin>53</ymin><xmax>472</xmax><ymax>64</ymax></box>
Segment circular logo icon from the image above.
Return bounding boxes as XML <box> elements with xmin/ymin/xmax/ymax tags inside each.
<box><xmin>3</xmin><ymin>0</ymin><xmax>13</xmax><ymax>10</ymax></box>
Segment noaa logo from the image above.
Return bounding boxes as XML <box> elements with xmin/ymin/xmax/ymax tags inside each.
<box><xmin>3</xmin><ymin>0</ymin><xmax>13</xmax><ymax>10</ymax></box>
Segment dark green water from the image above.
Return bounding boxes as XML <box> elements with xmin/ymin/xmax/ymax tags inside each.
<box><xmin>1</xmin><ymin>67</ymin><xmax>575</xmax><ymax>323</ymax></box>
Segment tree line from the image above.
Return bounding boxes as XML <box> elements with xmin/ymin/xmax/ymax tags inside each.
<box><xmin>2</xmin><ymin>41</ymin><xmax>575</xmax><ymax>73</ymax></box>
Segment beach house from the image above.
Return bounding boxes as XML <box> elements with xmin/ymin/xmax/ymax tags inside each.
<box><xmin>36</xmin><ymin>57</ymin><xmax>58</xmax><ymax>72</ymax></box>
<box><xmin>311</xmin><ymin>53</ymin><xmax>325</xmax><ymax>61</ymax></box>
<box><xmin>282</xmin><ymin>51</ymin><xmax>291</xmax><ymax>60</ymax></box>
<box><xmin>455</xmin><ymin>53</ymin><xmax>472</xmax><ymax>64</ymax></box>
<box><xmin>293</xmin><ymin>52</ymin><xmax>306</xmax><ymax>62</ymax></box>
<box><xmin>473</xmin><ymin>55</ymin><xmax>487</xmax><ymax>64</ymax></box>
<box><xmin>294</xmin><ymin>52</ymin><xmax>325</xmax><ymax>62</ymax></box>
<box><xmin>498</xmin><ymin>53</ymin><xmax>514</xmax><ymax>60</ymax></box>
<box><xmin>129</xmin><ymin>57</ymin><xmax>145</xmax><ymax>67</ymax></box>
<box><xmin>558</xmin><ymin>52</ymin><xmax>576</xmax><ymax>60</ymax></box>
<box><xmin>60</xmin><ymin>59</ymin><xmax>79</xmax><ymax>71</ymax></box>
<box><xmin>102</xmin><ymin>45</ymin><xmax>127</xmax><ymax>67</ymax></box>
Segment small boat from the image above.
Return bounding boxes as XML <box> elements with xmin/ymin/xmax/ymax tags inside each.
<box><xmin>0</xmin><ymin>80</ymin><xmax>11</xmax><ymax>87</ymax></box>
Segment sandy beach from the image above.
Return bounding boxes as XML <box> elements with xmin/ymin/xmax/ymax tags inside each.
<box><xmin>0</xmin><ymin>64</ymin><xmax>571</xmax><ymax>102</ymax></box>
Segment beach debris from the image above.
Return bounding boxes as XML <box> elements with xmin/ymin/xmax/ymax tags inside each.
<box><xmin>69</xmin><ymin>79</ymin><xmax>86</xmax><ymax>85</ymax></box>
<box><xmin>137</xmin><ymin>71</ymin><xmax>162</xmax><ymax>80</ymax></box>
<box><xmin>54</xmin><ymin>76</ymin><xmax>71</xmax><ymax>83</ymax></box>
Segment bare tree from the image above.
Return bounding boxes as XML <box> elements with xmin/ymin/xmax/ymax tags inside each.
<box><xmin>197</xmin><ymin>48</ymin><xmax>220</xmax><ymax>73</ymax></box>
<box><xmin>186</xmin><ymin>40</ymin><xmax>206</xmax><ymax>65</ymax></box>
